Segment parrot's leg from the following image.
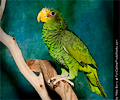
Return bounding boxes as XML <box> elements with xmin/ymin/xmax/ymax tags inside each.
<box><xmin>68</xmin><ymin>66</ymin><xmax>78</xmax><ymax>79</ymax></box>
<box><xmin>48</xmin><ymin>68</ymin><xmax>74</xmax><ymax>86</ymax></box>
<box><xmin>61</xmin><ymin>68</ymin><xmax>69</xmax><ymax>77</ymax></box>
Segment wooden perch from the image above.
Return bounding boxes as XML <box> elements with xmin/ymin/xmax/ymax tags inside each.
<box><xmin>0</xmin><ymin>0</ymin><xmax>78</xmax><ymax>100</ymax></box>
<box><xmin>26</xmin><ymin>59</ymin><xmax>78</xmax><ymax>100</ymax></box>
<box><xmin>0</xmin><ymin>28</ymin><xmax>51</xmax><ymax>100</ymax></box>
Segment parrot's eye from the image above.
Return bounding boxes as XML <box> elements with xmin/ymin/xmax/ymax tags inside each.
<box><xmin>50</xmin><ymin>11</ymin><xmax>56</xmax><ymax>16</ymax></box>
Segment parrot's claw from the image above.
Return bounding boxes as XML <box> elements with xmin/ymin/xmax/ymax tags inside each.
<box><xmin>48</xmin><ymin>75</ymin><xmax>74</xmax><ymax>88</ymax></box>
<box><xmin>48</xmin><ymin>79</ymin><xmax>52</xmax><ymax>84</ymax></box>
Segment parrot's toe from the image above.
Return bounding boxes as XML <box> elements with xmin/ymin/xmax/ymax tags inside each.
<box><xmin>47</xmin><ymin>77</ymin><xmax>56</xmax><ymax>84</ymax></box>
<box><xmin>47</xmin><ymin>75</ymin><xmax>74</xmax><ymax>88</ymax></box>
<box><xmin>47</xmin><ymin>79</ymin><xmax>51</xmax><ymax>84</ymax></box>
<box><xmin>53</xmin><ymin>77</ymin><xmax>74</xmax><ymax>87</ymax></box>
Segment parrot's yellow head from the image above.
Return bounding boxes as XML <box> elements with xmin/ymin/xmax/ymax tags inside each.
<box><xmin>37</xmin><ymin>8</ymin><xmax>57</xmax><ymax>23</ymax></box>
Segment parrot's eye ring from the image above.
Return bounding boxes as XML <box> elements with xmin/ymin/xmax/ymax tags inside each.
<box><xmin>50</xmin><ymin>11</ymin><xmax>56</xmax><ymax>16</ymax></box>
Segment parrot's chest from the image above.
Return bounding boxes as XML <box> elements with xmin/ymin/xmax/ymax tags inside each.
<box><xmin>42</xmin><ymin>29</ymin><xmax>68</xmax><ymax>65</ymax></box>
<box><xmin>49</xmin><ymin>44</ymin><xmax>67</xmax><ymax>65</ymax></box>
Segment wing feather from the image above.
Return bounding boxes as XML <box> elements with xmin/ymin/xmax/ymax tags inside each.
<box><xmin>62</xmin><ymin>31</ymin><xmax>98</xmax><ymax>69</ymax></box>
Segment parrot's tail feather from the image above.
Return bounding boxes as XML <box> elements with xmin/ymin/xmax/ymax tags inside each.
<box><xmin>85</xmin><ymin>69</ymin><xmax>107</xmax><ymax>98</ymax></box>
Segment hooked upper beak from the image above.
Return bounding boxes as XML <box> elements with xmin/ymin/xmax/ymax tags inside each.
<box><xmin>37</xmin><ymin>8</ymin><xmax>51</xmax><ymax>22</ymax></box>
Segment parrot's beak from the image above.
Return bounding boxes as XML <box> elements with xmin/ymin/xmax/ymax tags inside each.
<box><xmin>37</xmin><ymin>8</ymin><xmax>51</xmax><ymax>22</ymax></box>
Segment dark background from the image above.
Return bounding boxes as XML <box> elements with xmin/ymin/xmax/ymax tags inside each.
<box><xmin>0</xmin><ymin>0</ymin><xmax>113</xmax><ymax>99</ymax></box>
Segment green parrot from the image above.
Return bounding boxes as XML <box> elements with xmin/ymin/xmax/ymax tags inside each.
<box><xmin>37</xmin><ymin>8</ymin><xmax>107</xmax><ymax>98</ymax></box>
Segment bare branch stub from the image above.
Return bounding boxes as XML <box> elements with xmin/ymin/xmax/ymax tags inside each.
<box><xmin>0</xmin><ymin>0</ymin><xmax>6</xmax><ymax>20</ymax></box>
<box><xmin>13</xmin><ymin>37</ymin><xmax>16</xmax><ymax>41</ymax></box>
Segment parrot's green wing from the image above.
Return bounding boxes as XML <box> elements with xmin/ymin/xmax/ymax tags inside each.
<box><xmin>62</xmin><ymin>30</ymin><xmax>98</xmax><ymax>69</ymax></box>
<box><xmin>62</xmin><ymin>31</ymin><xmax>107</xmax><ymax>98</ymax></box>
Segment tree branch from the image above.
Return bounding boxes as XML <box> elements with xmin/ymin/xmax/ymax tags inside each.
<box><xmin>0</xmin><ymin>27</ymin><xmax>51</xmax><ymax>100</ymax></box>
<box><xmin>0</xmin><ymin>0</ymin><xmax>6</xmax><ymax>20</ymax></box>
<box><xmin>26</xmin><ymin>59</ymin><xmax>78</xmax><ymax>100</ymax></box>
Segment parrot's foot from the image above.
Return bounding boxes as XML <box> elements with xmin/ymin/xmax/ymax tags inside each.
<box><xmin>48</xmin><ymin>75</ymin><xmax>74</xmax><ymax>88</ymax></box>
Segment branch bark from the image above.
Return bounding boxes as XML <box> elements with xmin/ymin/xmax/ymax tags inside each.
<box><xmin>0</xmin><ymin>0</ymin><xmax>78</xmax><ymax>100</ymax></box>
